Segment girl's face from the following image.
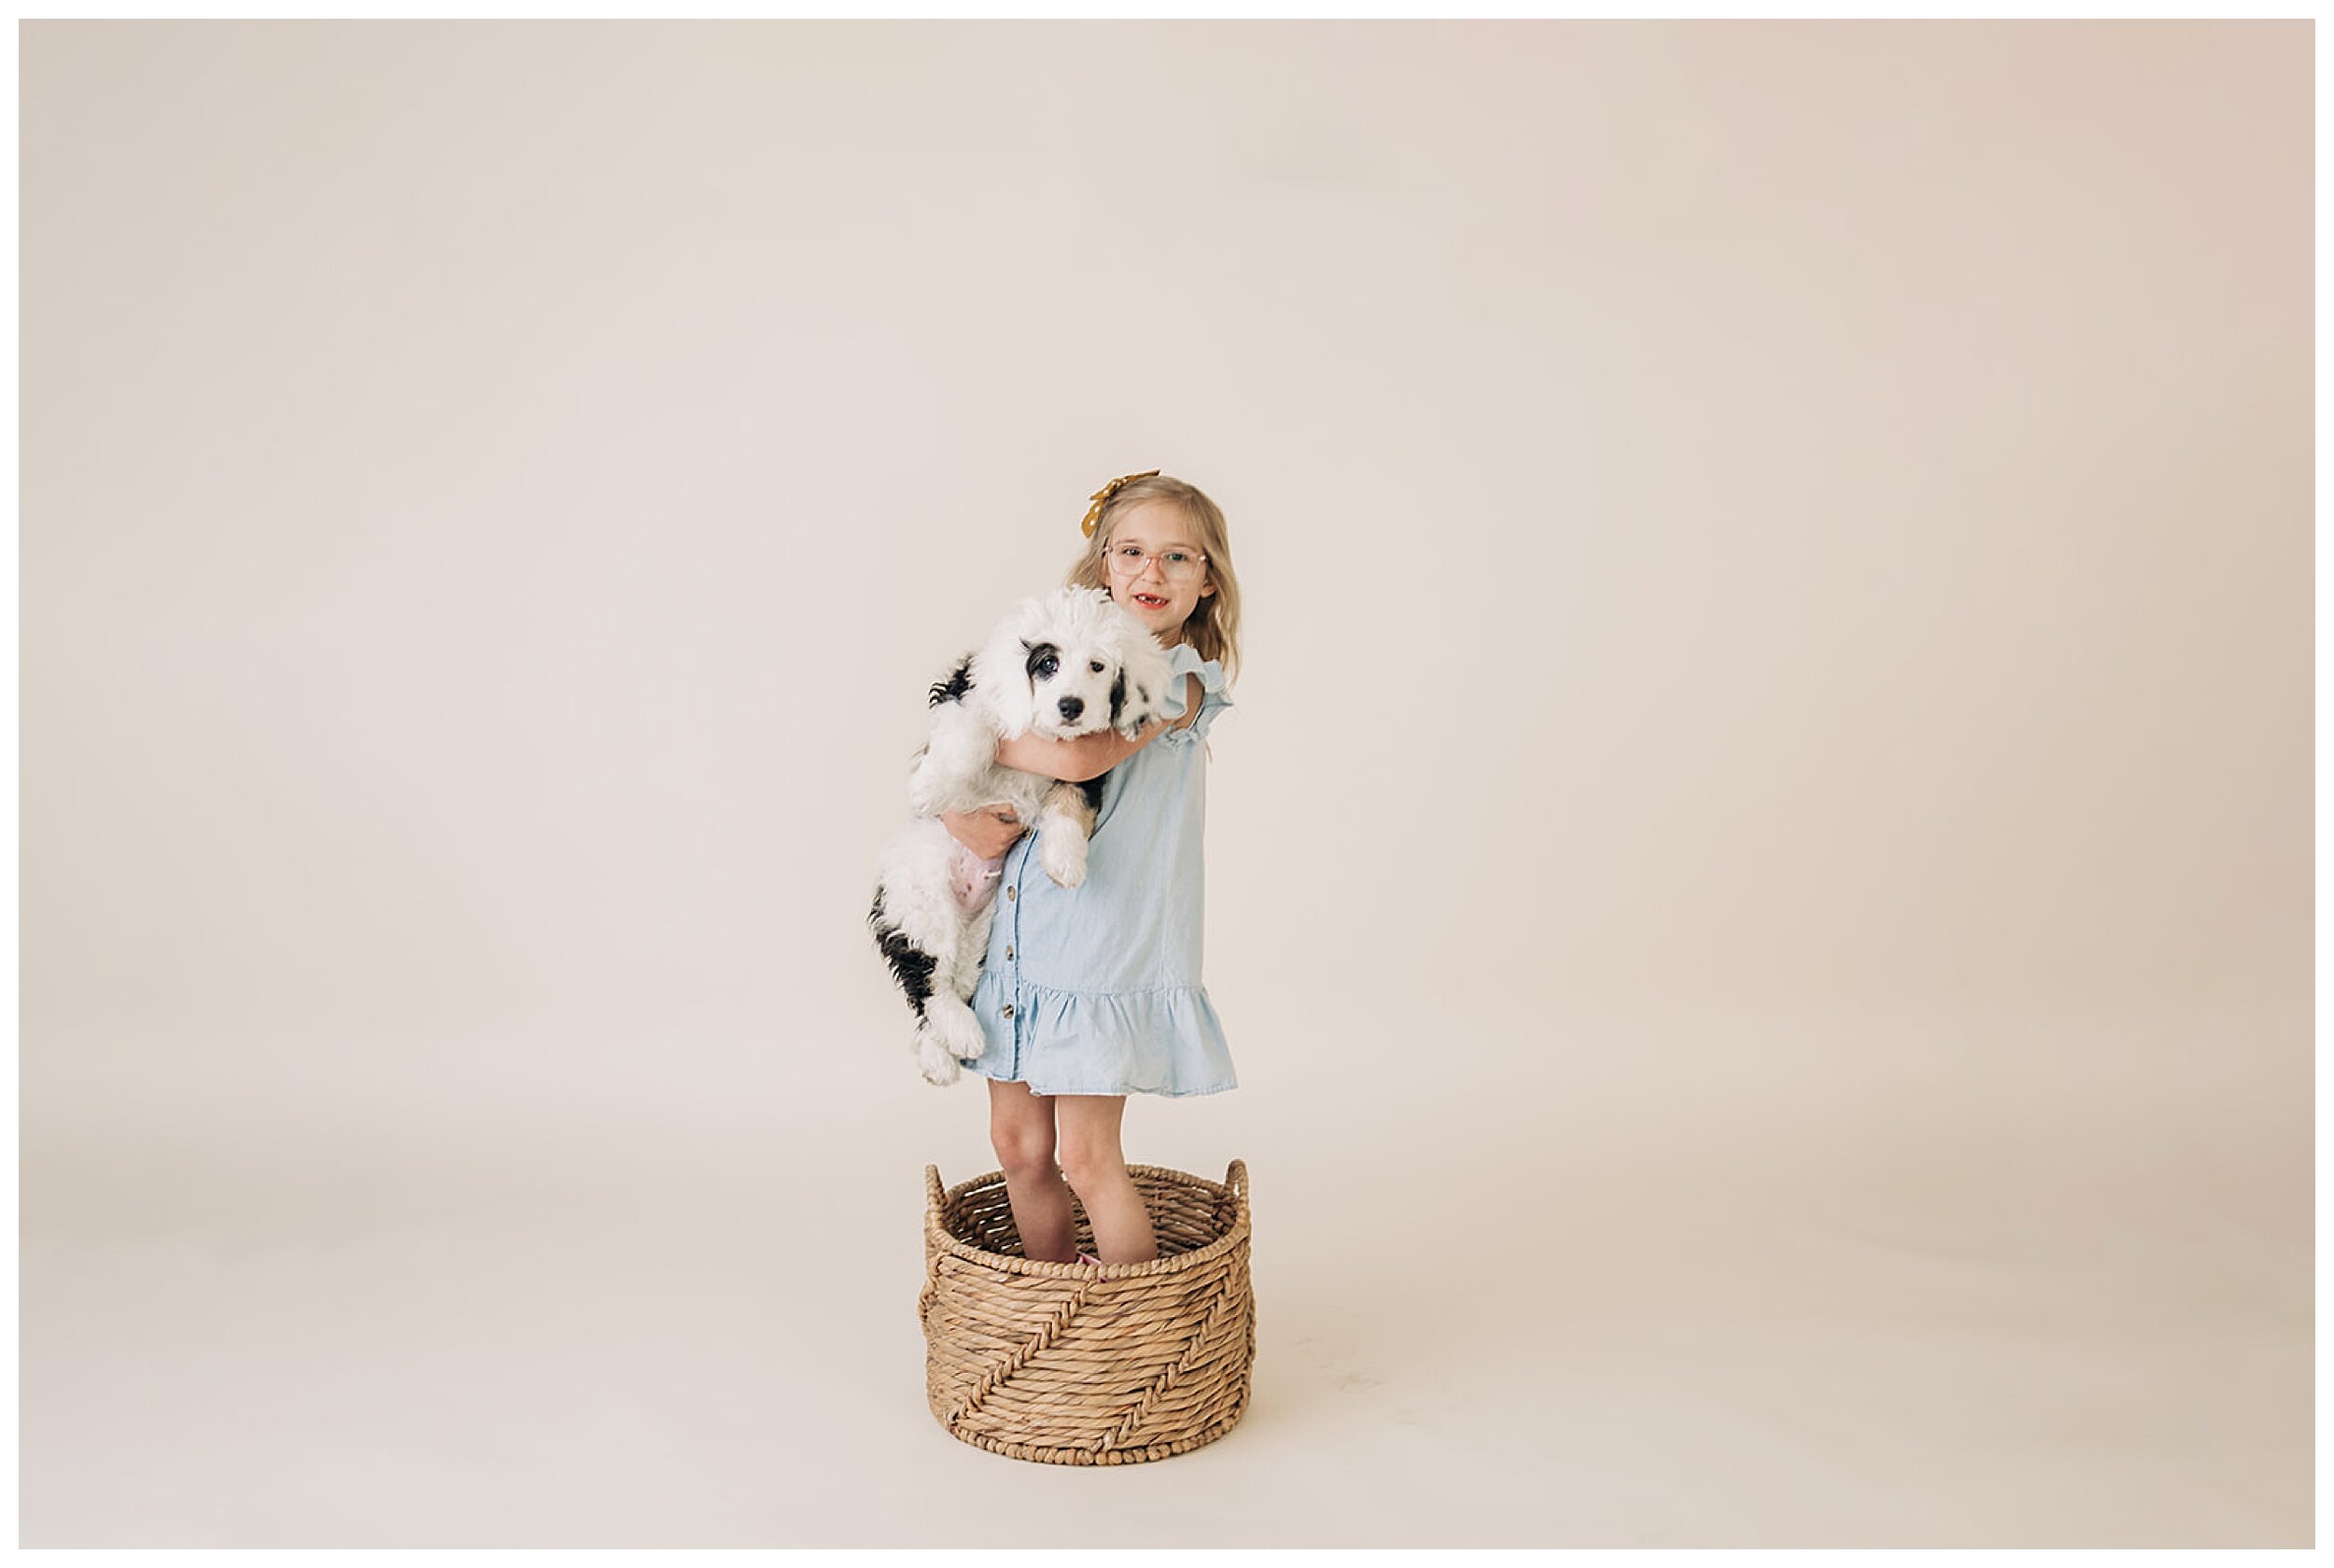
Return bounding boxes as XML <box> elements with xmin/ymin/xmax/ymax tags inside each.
<box><xmin>1102</xmin><ymin>501</ymin><xmax>1216</xmax><ymax>645</ymax></box>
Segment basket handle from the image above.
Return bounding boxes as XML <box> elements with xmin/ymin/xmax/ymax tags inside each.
<box><xmin>924</xmin><ymin>1164</ymin><xmax>945</xmax><ymax>1220</ymax></box>
<box><xmin>1225</xmin><ymin>1157</ymin><xmax>1247</xmax><ymax>1210</ymax></box>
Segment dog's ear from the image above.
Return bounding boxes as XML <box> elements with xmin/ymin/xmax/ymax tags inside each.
<box><xmin>1116</xmin><ymin>663</ymin><xmax>1144</xmax><ymax>733</ymax></box>
<box><xmin>970</xmin><ymin>602</ymin><xmax>1043</xmax><ymax>738</ymax></box>
<box><xmin>988</xmin><ymin>641</ymin><xmax>1040</xmax><ymax>739</ymax></box>
<box><xmin>1102</xmin><ymin>611</ymin><xmax>1177</xmax><ymax>738</ymax></box>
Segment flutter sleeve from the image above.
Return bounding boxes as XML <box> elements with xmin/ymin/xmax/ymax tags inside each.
<box><xmin>1155</xmin><ymin>645</ymin><xmax>1232</xmax><ymax>744</ymax></box>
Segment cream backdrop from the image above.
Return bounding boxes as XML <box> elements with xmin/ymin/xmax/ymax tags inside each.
<box><xmin>21</xmin><ymin>20</ymin><xmax>2310</xmax><ymax>1548</ymax></box>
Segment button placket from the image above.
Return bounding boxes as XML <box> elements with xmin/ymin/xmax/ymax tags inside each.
<box><xmin>1002</xmin><ymin>833</ymin><xmax>1027</xmax><ymax>1074</ymax></box>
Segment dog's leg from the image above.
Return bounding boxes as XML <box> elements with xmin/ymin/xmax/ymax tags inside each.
<box><xmin>871</xmin><ymin>889</ymin><xmax>960</xmax><ymax>1085</ymax></box>
<box><xmin>921</xmin><ymin>900</ymin><xmax>997</xmax><ymax>1065</ymax></box>
<box><xmin>1035</xmin><ymin>779</ymin><xmax>1104</xmax><ymax>888</ymax></box>
<box><xmin>874</xmin><ymin>821</ymin><xmax>994</xmax><ymax>1083</ymax></box>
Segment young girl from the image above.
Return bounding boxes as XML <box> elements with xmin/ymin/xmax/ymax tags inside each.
<box><xmin>939</xmin><ymin>471</ymin><xmax>1244</xmax><ymax>1267</ymax></box>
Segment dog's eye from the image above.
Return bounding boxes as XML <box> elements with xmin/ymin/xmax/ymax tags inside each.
<box><xmin>1090</xmin><ymin>661</ymin><xmax>1104</xmax><ymax>674</ymax></box>
<box><xmin>1035</xmin><ymin>655</ymin><xmax>1059</xmax><ymax>677</ymax></box>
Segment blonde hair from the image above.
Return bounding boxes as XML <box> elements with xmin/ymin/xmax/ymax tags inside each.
<box><xmin>1065</xmin><ymin>475</ymin><xmax>1244</xmax><ymax>688</ymax></box>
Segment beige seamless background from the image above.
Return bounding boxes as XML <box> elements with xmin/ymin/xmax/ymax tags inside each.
<box><xmin>21</xmin><ymin>20</ymin><xmax>2312</xmax><ymax>1548</ymax></box>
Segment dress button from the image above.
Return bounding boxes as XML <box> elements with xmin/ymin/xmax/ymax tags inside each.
<box><xmin>1002</xmin><ymin>1003</ymin><xmax>1016</xmax><ymax>1019</ymax></box>
<box><xmin>1005</xmin><ymin>945</ymin><xmax>1015</xmax><ymax>960</ymax></box>
<box><xmin>1005</xmin><ymin>885</ymin><xmax>1017</xmax><ymax>901</ymax></box>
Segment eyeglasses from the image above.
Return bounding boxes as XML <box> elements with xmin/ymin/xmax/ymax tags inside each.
<box><xmin>1104</xmin><ymin>543</ymin><xmax>1207</xmax><ymax>584</ymax></box>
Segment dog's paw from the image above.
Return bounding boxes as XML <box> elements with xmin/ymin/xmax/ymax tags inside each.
<box><xmin>924</xmin><ymin>999</ymin><xmax>989</xmax><ymax>1064</ymax></box>
<box><xmin>1039</xmin><ymin>831</ymin><xmax>1089</xmax><ymax>889</ymax></box>
<box><xmin>917</xmin><ymin>1029</ymin><xmax>963</xmax><ymax>1086</ymax></box>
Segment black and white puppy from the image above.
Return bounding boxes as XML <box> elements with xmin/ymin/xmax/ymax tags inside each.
<box><xmin>871</xmin><ymin>586</ymin><xmax>1176</xmax><ymax>1085</ymax></box>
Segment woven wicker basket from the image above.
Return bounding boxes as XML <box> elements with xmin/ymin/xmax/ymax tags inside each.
<box><xmin>919</xmin><ymin>1159</ymin><xmax>1255</xmax><ymax>1465</ymax></box>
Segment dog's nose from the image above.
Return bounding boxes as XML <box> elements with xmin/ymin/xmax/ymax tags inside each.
<box><xmin>1057</xmin><ymin>696</ymin><xmax>1085</xmax><ymax>722</ymax></box>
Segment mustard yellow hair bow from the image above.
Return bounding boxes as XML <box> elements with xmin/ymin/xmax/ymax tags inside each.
<box><xmin>1080</xmin><ymin>469</ymin><xmax>1161</xmax><ymax>538</ymax></box>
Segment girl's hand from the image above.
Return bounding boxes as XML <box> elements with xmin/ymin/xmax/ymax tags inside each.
<box><xmin>942</xmin><ymin>805</ymin><xmax>1027</xmax><ymax>860</ymax></box>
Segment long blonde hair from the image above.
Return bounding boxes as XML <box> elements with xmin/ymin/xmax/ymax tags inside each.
<box><xmin>1064</xmin><ymin>474</ymin><xmax>1244</xmax><ymax>688</ymax></box>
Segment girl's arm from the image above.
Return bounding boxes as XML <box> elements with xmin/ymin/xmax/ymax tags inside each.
<box><xmin>995</xmin><ymin>725</ymin><xmax>1160</xmax><ymax>782</ymax></box>
<box><xmin>995</xmin><ymin>673</ymin><xmax>1203</xmax><ymax>781</ymax></box>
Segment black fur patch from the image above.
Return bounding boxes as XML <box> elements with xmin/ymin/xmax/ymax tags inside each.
<box><xmin>1079</xmin><ymin>777</ymin><xmax>1105</xmax><ymax>815</ymax></box>
<box><xmin>868</xmin><ymin>889</ymin><xmax>936</xmax><ymax>1015</ymax></box>
<box><xmin>927</xmin><ymin>655</ymin><xmax>973</xmax><ymax>708</ymax></box>
<box><xmin>1023</xmin><ymin>640</ymin><xmax>1060</xmax><ymax>679</ymax></box>
<box><xmin>1108</xmin><ymin>667</ymin><xmax>1128</xmax><ymax>726</ymax></box>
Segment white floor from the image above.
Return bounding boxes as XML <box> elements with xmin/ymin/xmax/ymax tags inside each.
<box><xmin>21</xmin><ymin>1019</ymin><xmax>2311</xmax><ymax>1548</ymax></box>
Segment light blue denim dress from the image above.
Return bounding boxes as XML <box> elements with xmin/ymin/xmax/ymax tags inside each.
<box><xmin>963</xmin><ymin>646</ymin><xmax>1237</xmax><ymax>1098</ymax></box>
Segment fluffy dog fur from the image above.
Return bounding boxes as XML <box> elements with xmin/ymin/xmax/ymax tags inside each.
<box><xmin>871</xmin><ymin>586</ymin><xmax>1176</xmax><ymax>1085</ymax></box>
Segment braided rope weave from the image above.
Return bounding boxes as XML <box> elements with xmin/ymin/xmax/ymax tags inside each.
<box><xmin>920</xmin><ymin>1160</ymin><xmax>1254</xmax><ymax>1464</ymax></box>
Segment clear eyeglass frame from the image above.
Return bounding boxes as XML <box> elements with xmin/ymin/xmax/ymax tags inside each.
<box><xmin>1104</xmin><ymin>544</ymin><xmax>1207</xmax><ymax>583</ymax></box>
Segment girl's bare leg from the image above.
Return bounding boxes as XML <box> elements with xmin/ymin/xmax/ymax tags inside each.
<box><xmin>1056</xmin><ymin>1095</ymin><xmax>1159</xmax><ymax>1264</ymax></box>
<box><xmin>988</xmin><ymin>1079</ymin><xmax>1077</xmax><ymax>1263</ymax></box>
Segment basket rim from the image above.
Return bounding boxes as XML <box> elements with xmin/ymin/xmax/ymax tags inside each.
<box><xmin>924</xmin><ymin>1159</ymin><xmax>1249</xmax><ymax>1281</ymax></box>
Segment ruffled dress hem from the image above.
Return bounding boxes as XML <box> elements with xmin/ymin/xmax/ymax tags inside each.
<box><xmin>963</xmin><ymin>974</ymin><xmax>1239</xmax><ymax>1098</ymax></box>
